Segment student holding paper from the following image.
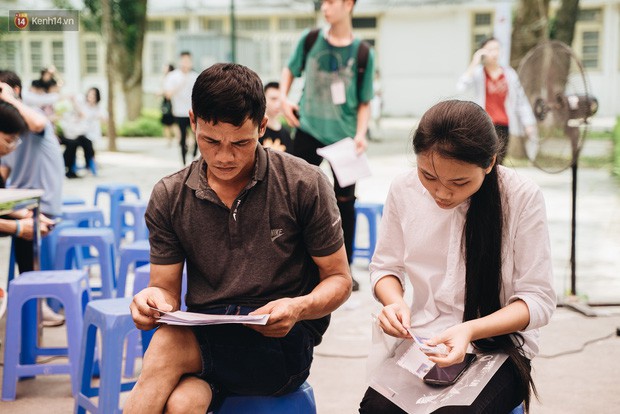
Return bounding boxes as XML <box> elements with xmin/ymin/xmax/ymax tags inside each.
<box><xmin>359</xmin><ymin>100</ymin><xmax>556</xmax><ymax>413</ymax></box>
<box><xmin>280</xmin><ymin>0</ymin><xmax>375</xmax><ymax>291</ymax></box>
<box><xmin>125</xmin><ymin>63</ymin><xmax>352</xmax><ymax>414</ymax></box>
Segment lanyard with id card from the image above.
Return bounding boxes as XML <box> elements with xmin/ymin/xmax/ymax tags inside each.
<box><xmin>328</xmin><ymin>43</ymin><xmax>352</xmax><ymax>105</ymax></box>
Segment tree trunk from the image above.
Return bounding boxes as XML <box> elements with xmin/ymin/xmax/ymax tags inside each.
<box><xmin>103</xmin><ymin>0</ymin><xmax>117</xmax><ymax>151</ymax></box>
<box><xmin>123</xmin><ymin>81</ymin><xmax>143</xmax><ymax>122</ymax></box>
<box><xmin>554</xmin><ymin>0</ymin><xmax>580</xmax><ymax>46</ymax></box>
<box><xmin>510</xmin><ymin>0</ymin><xmax>551</xmax><ymax>68</ymax></box>
<box><xmin>117</xmin><ymin>0</ymin><xmax>147</xmax><ymax>121</ymax></box>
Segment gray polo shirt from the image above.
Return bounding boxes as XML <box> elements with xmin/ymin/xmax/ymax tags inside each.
<box><xmin>145</xmin><ymin>145</ymin><xmax>344</xmax><ymax>344</ymax></box>
<box><xmin>0</xmin><ymin>120</ymin><xmax>64</xmax><ymax>216</ymax></box>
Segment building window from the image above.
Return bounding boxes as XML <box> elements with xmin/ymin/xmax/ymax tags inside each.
<box><xmin>472</xmin><ymin>12</ymin><xmax>494</xmax><ymax>54</ymax></box>
<box><xmin>279</xmin><ymin>40</ymin><xmax>293</xmax><ymax>70</ymax></box>
<box><xmin>30</xmin><ymin>41</ymin><xmax>43</xmax><ymax>74</ymax></box>
<box><xmin>150</xmin><ymin>40</ymin><xmax>165</xmax><ymax>75</ymax></box>
<box><xmin>174</xmin><ymin>19</ymin><xmax>189</xmax><ymax>32</ymax></box>
<box><xmin>352</xmin><ymin>17</ymin><xmax>377</xmax><ymax>29</ymax></box>
<box><xmin>84</xmin><ymin>41</ymin><xmax>99</xmax><ymax>74</ymax></box>
<box><xmin>575</xmin><ymin>8</ymin><xmax>602</xmax><ymax>70</ymax></box>
<box><xmin>147</xmin><ymin>19</ymin><xmax>165</xmax><ymax>32</ymax></box>
<box><xmin>237</xmin><ymin>18</ymin><xmax>269</xmax><ymax>32</ymax></box>
<box><xmin>200</xmin><ymin>18</ymin><xmax>223</xmax><ymax>32</ymax></box>
<box><xmin>52</xmin><ymin>40</ymin><xmax>64</xmax><ymax>73</ymax></box>
<box><xmin>0</xmin><ymin>41</ymin><xmax>20</xmax><ymax>73</ymax></box>
<box><xmin>278</xmin><ymin>17</ymin><xmax>314</xmax><ymax>31</ymax></box>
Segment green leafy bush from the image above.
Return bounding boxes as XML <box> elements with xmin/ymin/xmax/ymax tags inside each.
<box><xmin>118</xmin><ymin>110</ymin><xmax>163</xmax><ymax>137</ymax></box>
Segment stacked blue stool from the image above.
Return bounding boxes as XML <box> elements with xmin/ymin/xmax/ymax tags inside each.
<box><xmin>62</xmin><ymin>205</ymin><xmax>106</xmax><ymax>228</ymax></box>
<box><xmin>123</xmin><ymin>263</ymin><xmax>187</xmax><ymax>377</ymax></box>
<box><xmin>94</xmin><ymin>183</ymin><xmax>140</xmax><ymax>230</ymax></box>
<box><xmin>55</xmin><ymin>227</ymin><xmax>117</xmax><ymax>299</ymax></box>
<box><xmin>114</xmin><ymin>200</ymin><xmax>149</xmax><ymax>248</ymax></box>
<box><xmin>116</xmin><ymin>240</ymin><xmax>150</xmax><ymax>298</ymax></box>
<box><xmin>353</xmin><ymin>202</ymin><xmax>384</xmax><ymax>262</ymax></box>
<box><xmin>1</xmin><ymin>270</ymin><xmax>90</xmax><ymax>400</ymax></box>
<box><xmin>216</xmin><ymin>381</ymin><xmax>316</xmax><ymax>414</ymax></box>
<box><xmin>62</xmin><ymin>196</ymin><xmax>87</xmax><ymax>206</ymax></box>
<box><xmin>75</xmin><ymin>297</ymin><xmax>141</xmax><ymax>414</ymax></box>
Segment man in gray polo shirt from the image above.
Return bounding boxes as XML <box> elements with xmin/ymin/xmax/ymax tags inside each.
<box><xmin>126</xmin><ymin>63</ymin><xmax>352</xmax><ymax>413</ymax></box>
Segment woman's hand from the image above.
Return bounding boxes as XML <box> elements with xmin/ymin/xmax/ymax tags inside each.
<box><xmin>377</xmin><ymin>302</ymin><xmax>411</xmax><ymax>339</ymax></box>
<box><xmin>426</xmin><ymin>322</ymin><xmax>474</xmax><ymax>367</ymax></box>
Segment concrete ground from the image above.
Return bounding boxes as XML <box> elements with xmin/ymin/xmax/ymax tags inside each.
<box><xmin>1</xmin><ymin>119</ymin><xmax>619</xmax><ymax>413</ymax></box>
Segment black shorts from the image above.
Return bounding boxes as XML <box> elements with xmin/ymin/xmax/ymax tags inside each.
<box><xmin>190</xmin><ymin>305</ymin><xmax>314</xmax><ymax>406</ymax></box>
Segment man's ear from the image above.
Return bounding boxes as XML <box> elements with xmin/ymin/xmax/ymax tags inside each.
<box><xmin>189</xmin><ymin>110</ymin><xmax>196</xmax><ymax>133</ymax></box>
<box><xmin>258</xmin><ymin>116</ymin><xmax>268</xmax><ymax>138</ymax></box>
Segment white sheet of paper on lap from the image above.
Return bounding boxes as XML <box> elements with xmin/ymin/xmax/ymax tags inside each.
<box><xmin>149</xmin><ymin>307</ymin><xmax>269</xmax><ymax>326</ymax></box>
<box><xmin>316</xmin><ymin>137</ymin><xmax>372</xmax><ymax>187</ymax></box>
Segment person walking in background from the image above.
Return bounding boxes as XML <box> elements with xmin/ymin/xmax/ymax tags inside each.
<box><xmin>260</xmin><ymin>82</ymin><xmax>293</xmax><ymax>153</ymax></box>
<box><xmin>159</xmin><ymin>64</ymin><xmax>177</xmax><ymax>147</ymax></box>
<box><xmin>456</xmin><ymin>37</ymin><xmax>536</xmax><ymax>164</ymax></box>
<box><xmin>280</xmin><ymin>0</ymin><xmax>375</xmax><ymax>291</ymax></box>
<box><xmin>61</xmin><ymin>87</ymin><xmax>106</xmax><ymax>178</ymax></box>
<box><xmin>164</xmin><ymin>51</ymin><xmax>198</xmax><ymax>165</ymax></box>
<box><xmin>359</xmin><ymin>100</ymin><xmax>556</xmax><ymax>413</ymax></box>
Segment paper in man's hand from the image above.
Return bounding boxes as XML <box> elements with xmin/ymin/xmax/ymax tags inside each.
<box><xmin>316</xmin><ymin>138</ymin><xmax>371</xmax><ymax>187</ymax></box>
<box><xmin>149</xmin><ymin>307</ymin><xmax>270</xmax><ymax>326</ymax></box>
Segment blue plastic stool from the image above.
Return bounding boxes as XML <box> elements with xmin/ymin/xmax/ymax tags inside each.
<box><xmin>1</xmin><ymin>270</ymin><xmax>90</xmax><ymax>400</ymax></box>
<box><xmin>55</xmin><ymin>227</ymin><xmax>117</xmax><ymax>299</ymax></box>
<box><xmin>62</xmin><ymin>196</ymin><xmax>87</xmax><ymax>206</ymax></box>
<box><xmin>114</xmin><ymin>200</ymin><xmax>148</xmax><ymax>248</ymax></box>
<box><xmin>216</xmin><ymin>381</ymin><xmax>316</xmax><ymax>414</ymax></box>
<box><xmin>41</xmin><ymin>219</ymin><xmax>78</xmax><ymax>271</ymax></box>
<box><xmin>510</xmin><ymin>404</ymin><xmax>525</xmax><ymax>414</ymax></box>
<box><xmin>94</xmin><ymin>183</ymin><xmax>141</xmax><ymax>228</ymax></box>
<box><xmin>353</xmin><ymin>202</ymin><xmax>384</xmax><ymax>262</ymax></box>
<box><xmin>116</xmin><ymin>240</ymin><xmax>150</xmax><ymax>298</ymax></box>
<box><xmin>74</xmin><ymin>297</ymin><xmax>139</xmax><ymax>414</ymax></box>
<box><xmin>123</xmin><ymin>263</ymin><xmax>186</xmax><ymax>377</ymax></box>
<box><xmin>62</xmin><ymin>205</ymin><xmax>106</xmax><ymax>228</ymax></box>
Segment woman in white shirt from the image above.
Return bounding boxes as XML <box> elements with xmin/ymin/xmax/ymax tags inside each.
<box><xmin>359</xmin><ymin>100</ymin><xmax>556</xmax><ymax>413</ymax></box>
<box><xmin>63</xmin><ymin>87</ymin><xmax>106</xmax><ymax>177</ymax></box>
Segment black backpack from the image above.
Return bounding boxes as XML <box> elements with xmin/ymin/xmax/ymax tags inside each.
<box><xmin>301</xmin><ymin>28</ymin><xmax>371</xmax><ymax>102</ymax></box>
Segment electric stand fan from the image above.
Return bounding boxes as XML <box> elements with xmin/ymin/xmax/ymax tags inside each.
<box><xmin>517</xmin><ymin>40</ymin><xmax>601</xmax><ymax>316</ymax></box>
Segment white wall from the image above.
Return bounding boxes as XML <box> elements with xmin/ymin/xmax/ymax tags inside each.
<box><xmin>380</xmin><ymin>7</ymin><xmax>471</xmax><ymax>117</ymax></box>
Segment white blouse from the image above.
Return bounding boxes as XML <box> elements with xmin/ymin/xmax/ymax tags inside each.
<box><xmin>370</xmin><ymin>166</ymin><xmax>556</xmax><ymax>359</ymax></box>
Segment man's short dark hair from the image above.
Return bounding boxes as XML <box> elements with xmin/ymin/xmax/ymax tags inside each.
<box><xmin>264</xmin><ymin>81</ymin><xmax>280</xmax><ymax>93</ymax></box>
<box><xmin>0</xmin><ymin>100</ymin><xmax>27</xmax><ymax>135</ymax></box>
<box><xmin>0</xmin><ymin>70</ymin><xmax>22</xmax><ymax>98</ymax></box>
<box><xmin>180</xmin><ymin>51</ymin><xmax>192</xmax><ymax>57</ymax></box>
<box><xmin>192</xmin><ymin>63</ymin><xmax>266</xmax><ymax>128</ymax></box>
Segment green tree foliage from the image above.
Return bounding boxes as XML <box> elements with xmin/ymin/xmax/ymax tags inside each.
<box><xmin>82</xmin><ymin>0</ymin><xmax>148</xmax><ymax>122</ymax></box>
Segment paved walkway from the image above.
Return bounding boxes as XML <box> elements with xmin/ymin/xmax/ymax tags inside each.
<box><xmin>1</xmin><ymin>123</ymin><xmax>619</xmax><ymax>413</ymax></box>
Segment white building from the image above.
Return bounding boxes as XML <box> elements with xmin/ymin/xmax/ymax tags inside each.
<box><xmin>1</xmin><ymin>0</ymin><xmax>618</xmax><ymax>118</ymax></box>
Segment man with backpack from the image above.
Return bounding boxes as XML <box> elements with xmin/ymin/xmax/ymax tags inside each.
<box><xmin>280</xmin><ymin>0</ymin><xmax>375</xmax><ymax>291</ymax></box>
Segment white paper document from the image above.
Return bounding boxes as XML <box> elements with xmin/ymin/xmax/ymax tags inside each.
<box><xmin>316</xmin><ymin>138</ymin><xmax>372</xmax><ymax>187</ymax></box>
<box><xmin>150</xmin><ymin>307</ymin><xmax>269</xmax><ymax>326</ymax></box>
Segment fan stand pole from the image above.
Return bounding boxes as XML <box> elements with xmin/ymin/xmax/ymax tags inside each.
<box><xmin>563</xmin><ymin>158</ymin><xmax>599</xmax><ymax>316</ymax></box>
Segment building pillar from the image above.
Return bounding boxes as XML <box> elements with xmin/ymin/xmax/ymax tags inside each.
<box><xmin>62</xmin><ymin>31</ymin><xmax>80</xmax><ymax>94</ymax></box>
<box><xmin>494</xmin><ymin>2</ymin><xmax>512</xmax><ymax>67</ymax></box>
